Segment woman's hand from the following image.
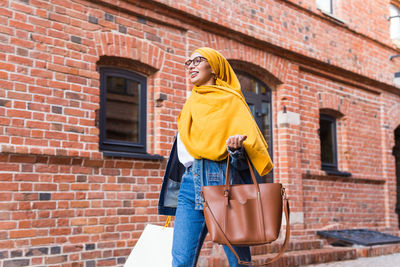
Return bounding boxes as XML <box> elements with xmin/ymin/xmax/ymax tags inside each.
<box><xmin>226</xmin><ymin>135</ymin><xmax>247</xmax><ymax>150</ymax></box>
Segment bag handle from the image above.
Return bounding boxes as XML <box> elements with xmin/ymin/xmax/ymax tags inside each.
<box><xmin>203</xmin><ymin>195</ymin><xmax>290</xmax><ymax>266</ymax></box>
<box><xmin>225</xmin><ymin>154</ymin><xmax>260</xmax><ymax>191</ymax></box>
<box><xmin>163</xmin><ymin>216</ymin><xmax>172</xmax><ymax>228</ymax></box>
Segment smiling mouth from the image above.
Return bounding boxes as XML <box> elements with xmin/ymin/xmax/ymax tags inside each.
<box><xmin>190</xmin><ymin>72</ymin><xmax>198</xmax><ymax>78</ymax></box>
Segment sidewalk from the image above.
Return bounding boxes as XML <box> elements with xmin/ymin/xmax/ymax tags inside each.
<box><xmin>306</xmin><ymin>253</ymin><xmax>400</xmax><ymax>267</ymax></box>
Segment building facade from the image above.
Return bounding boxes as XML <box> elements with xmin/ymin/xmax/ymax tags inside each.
<box><xmin>1</xmin><ymin>0</ymin><xmax>400</xmax><ymax>266</ymax></box>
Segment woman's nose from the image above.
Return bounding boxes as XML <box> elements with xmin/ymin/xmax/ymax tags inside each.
<box><xmin>188</xmin><ymin>63</ymin><xmax>196</xmax><ymax>70</ymax></box>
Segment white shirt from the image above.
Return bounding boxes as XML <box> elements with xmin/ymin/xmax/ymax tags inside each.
<box><xmin>177</xmin><ymin>132</ymin><xmax>194</xmax><ymax>168</ymax></box>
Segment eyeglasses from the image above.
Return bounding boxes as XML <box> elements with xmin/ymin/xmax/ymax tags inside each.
<box><xmin>184</xmin><ymin>56</ymin><xmax>207</xmax><ymax>69</ymax></box>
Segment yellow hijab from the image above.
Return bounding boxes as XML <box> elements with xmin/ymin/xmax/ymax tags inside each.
<box><xmin>177</xmin><ymin>47</ymin><xmax>273</xmax><ymax>176</ymax></box>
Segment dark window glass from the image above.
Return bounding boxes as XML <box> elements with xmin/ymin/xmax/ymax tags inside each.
<box><xmin>99</xmin><ymin>68</ymin><xmax>146</xmax><ymax>154</ymax></box>
<box><xmin>106</xmin><ymin>77</ymin><xmax>140</xmax><ymax>142</ymax></box>
<box><xmin>320</xmin><ymin>114</ymin><xmax>337</xmax><ymax>170</ymax></box>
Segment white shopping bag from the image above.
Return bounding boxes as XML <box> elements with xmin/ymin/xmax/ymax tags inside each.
<box><xmin>124</xmin><ymin>224</ymin><xmax>174</xmax><ymax>267</ymax></box>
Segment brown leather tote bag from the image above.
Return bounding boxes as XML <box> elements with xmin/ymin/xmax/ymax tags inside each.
<box><xmin>202</xmin><ymin>156</ymin><xmax>290</xmax><ymax>266</ymax></box>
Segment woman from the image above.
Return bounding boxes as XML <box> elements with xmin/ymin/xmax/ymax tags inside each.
<box><xmin>158</xmin><ymin>47</ymin><xmax>273</xmax><ymax>266</ymax></box>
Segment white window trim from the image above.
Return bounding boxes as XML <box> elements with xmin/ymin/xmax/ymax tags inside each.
<box><xmin>390</xmin><ymin>4</ymin><xmax>400</xmax><ymax>41</ymax></box>
<box><xmin>316</xmin><ymin>0</ymin><xmax>333</xmax><ymax>14</ymax></box>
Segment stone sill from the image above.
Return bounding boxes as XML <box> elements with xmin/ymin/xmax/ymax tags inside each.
<box><xmin>318</xmin><ymin>9</ymin><xmax>347</xmax><ymax>25</ymax></box>
<box><xmin>102</xmin><ymin>151</ymin><xmax>164</xmax><ymax>160</ymax></box>
<box><xmin>303</xmin><ymin>173</ymin><xmax>385</xmax><ymax>185</ymax></box>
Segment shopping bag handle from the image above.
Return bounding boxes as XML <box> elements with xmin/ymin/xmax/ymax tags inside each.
<box><xmin>163</xmin><ymin>216</ymin><xmax>172</xmax><ymax>229</ymax></box>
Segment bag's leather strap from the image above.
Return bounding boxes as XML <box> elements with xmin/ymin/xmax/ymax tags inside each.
<box><xmin>203</xmin><ymin>197</ymin><xmax>290</xmax><ymax>266</ymax></box>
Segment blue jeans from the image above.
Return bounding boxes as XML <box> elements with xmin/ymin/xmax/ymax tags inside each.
<box><xmin>172</xmin><ymin>166</ymin><xmax>251</xmax><ymax>266</ymax></box>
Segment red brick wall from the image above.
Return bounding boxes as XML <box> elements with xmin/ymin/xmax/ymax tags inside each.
<box><xmin>302</xmin><ymin>176</ymin><xmax>386</xmax><ymax>230</ymax></box>
<box><xmin>0</xmin><ymin>153</ymin><xmax>166</xmax><ymax>266</ymax></box>
<box><xmin>1</xmin><ymin>0</ymin><xmax>400</xmax><ymax>266</ymax></box>
<box><xmin>285</xmin><ymin>0</ymin><xmax>391</xmax><ymax>46</ymax></box>
<box><xmin>299</xmin><ymin>71</ymin><xmax>382</xmax><ymax>179</ymax></box>
<box><xmin>298</xmin><ymin>69</ymin><xmax>399</xmax><ymax>235</ymax></box>
<box><xmin>151</xmin><ymin>0</ymin><xmax>398</xmax><ymax>83</ymax></box>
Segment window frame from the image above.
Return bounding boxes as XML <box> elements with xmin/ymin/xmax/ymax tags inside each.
<box><xmin>99</xmin><ymin>67</ymin><xmax>147</xmax><ymax>155</ymax></box>
<box><xmin>319</xmin><ymin>113</ymin><xmax>338</xmax><ymax>172</ymax></box>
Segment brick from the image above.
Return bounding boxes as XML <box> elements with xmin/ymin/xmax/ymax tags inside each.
<box><xmin>32</xmin><ymin>201</ymin><xmax>56</xmax><ymax>210</ymax></box>
<box><xmin>71</xmin><ymin>218</ymin><xmax>87</xmax><ymax>226</ymax></box>
<box><xmin>28</xmin><ymin>103</ymin><xmax>50</xmax><ymax>112</ymax></box>
<box><xmin>0</xmin><ymin>183</ymin><xmax>18</xmax><ymax>191</ymax></box>
<box><xmin>34</xmin><ymin>184</ymin><xmax>57</xmax><ymax>191</ymax></box>
<box><xmin>115</xmin><ymin>161</ymin><xmax>133</xmax><ymax>169</ymax></box>
<box><xmin>83</xmin><ymin>226</ymin><xmax>103</xmax><ymax>234</ymax></box>
<box><xmin>0</xmin><ymin>163</ymin><xmax>19</xmax><ymax>171</ymax></box>
<box><xmin>54</xmin><ymin>175</ymin><xmax>75</xmax><ymax>183</ymax></box>
<box><xmin>9</xmin><ymin>155</ymin><xmax>36</xmax><ymax>163</ymax></box>
<box><xmin>3</xmin><ymin>259</ymin><xmax>30</xmax><ymax>267</ymax></box>
<box><xmin>9</xmin><ymin>20</ymin><xmax>34</xmax><ymax>31</ymax></box>
<box><xmin>25</xmin><ymin>247</ymin><xmax>49</xmax><ymax>256</ymax></box>
<box><xmin>83</xmin><ymin>159</ymin><xmax>103</xmax><ymax>167</ymax></box>
<box><xmin>70</xmin><ymin>201</ymin><xmax>89</xmax><ymax>208</ymax></box>
<box><xmin>31</xmin><ymin>237</ymin><xmax>54</xmax><ymax>246</ymax></box>
<box><xmin>71</xmin><ymin>184</ymin><xmax>89</xmax><ymax>190</ymax></box>
<box><xmin>45</xmin><ymin>255</ymin><xmax>68</xmax><ymax>264</ymax></box>
<box><xmin>0</xmin><ymin>221</ymin><xmax>16</xmax><ymax>230</ymax></box>
<box><xmin>35</xmin><ymin>164</ymin><xmax>58</xmax><ymax>173</ymax></box>
<box><xmin>64</xmin><ymin>108</ymin><xmax>85</xmax><ymax>117</ymax></box>
<box><xmin>15</xmin><ymin>173</ymin><xmax>39</xmax><ymax>182</ymax></box>
<box><xmin>6</xmin><ymin>110</ymin><xmax>31</xmax><ymax>119</ymax></box>
<box><xmin>0</xmin><ymin>192</ymin><xmax>12</xmax><ymax>200</ymax></box>
<box><xmin>31</xmin><ymin>219</ymin><xmax>55</xmax><ymax>228</ymax></box>
<box><xmin>84</xmin><ymin>209</ymin><xmax>105</xmax><ymax>216</ymax></box>
<box><xmin>50</xmin><ymin>228</ymin><xmax>70</xmax><ymax>236</ymax></box>
<box><xmin>10</xmin><ymin>250</ymin><xmax>23</xmax><ymax>257</ymax></box>
<box><xmin>63</xmin><ymin>244</ymin><xmax>84</xmax><ymax>253</ymax></box>
<box><xmin>51</xmin><ymin>246</ymin><xmax>61</xmax><ymax>254</ymax></box>
<box><xmin>52</xmin><ymin>210</ymin><xmax>74</xmax><ymax>218</ymax></box>
<box><xmin>7</xmin><ymin>55</ymin><xmax>33</xmax><ymax>66</ymax></box>
<box><xmin>68</xmin><ymin>236</ymin><xmax>90</xmax><ymax>244</ymax></box>
<box><xmin>10</xmin><ymin>229</ymin><xmax>36</xmax><ymax>238</ymax></box>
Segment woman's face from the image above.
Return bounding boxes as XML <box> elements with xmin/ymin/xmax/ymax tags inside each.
<box><xmin>186</xmin><ymin>52</ymin><xmax>215</xmax><ymax>86</ymax></box>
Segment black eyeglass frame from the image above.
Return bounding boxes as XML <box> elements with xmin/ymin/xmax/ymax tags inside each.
<box><xmin>184</xmin><ymin>56</ymin><xmax>207</xmax><ymax>69</ymax></box>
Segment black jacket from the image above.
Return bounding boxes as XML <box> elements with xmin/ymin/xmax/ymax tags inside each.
<box><xmin>158</xmin><ymin>138</ymin><xmax>185</xmax><ymax>216</ymax></box>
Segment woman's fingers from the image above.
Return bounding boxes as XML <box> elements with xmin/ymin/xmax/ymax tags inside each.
<box><xmin>226</xmin><ymin>135</ymin><xmax>247</xmax><ymax>149</ymax></box>
<box><xmin>239</xmin><ymin>135</ymin><xmax>247</xmax><ymax>143</ymax></box>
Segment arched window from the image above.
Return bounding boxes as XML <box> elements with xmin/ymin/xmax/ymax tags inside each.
<box><xmin>97</xmin><ymin>56</ymin><xmax>161</xmax><ymax>159</ymax></box>
<box><xmin>236</xmin><ymin>71</ymin><xmax>273</xmax><ymax>180</ymax></box>
<box><xmin>99</xmin><ymin>67</ymin><xmax>147</xmax><ymax>155</ymax></box>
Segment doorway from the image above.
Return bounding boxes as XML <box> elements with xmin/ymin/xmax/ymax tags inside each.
<box><xmin>235</xmin><ymin>71</ymin><xmax>273</xmax><ymax>182</ymax></box>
